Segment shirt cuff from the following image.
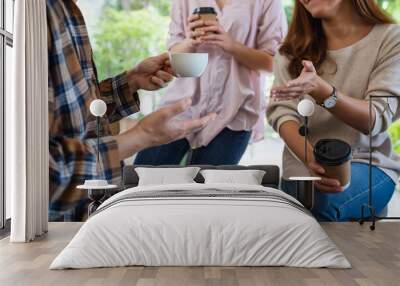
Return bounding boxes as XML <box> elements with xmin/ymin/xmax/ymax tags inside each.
<box><xmin>371</xmin><ymin>103</ymin><xmax>384</xmax><ymax>136</ymax></box>
<box><xmin>107</xmin><ymin>72</ymin><xmax>141</xmax><ymax>122</ymax></box>
<box><xmin>258</xmin><ymin>41</ymin><xmax>279</xmax><ymax>56</ymax></box>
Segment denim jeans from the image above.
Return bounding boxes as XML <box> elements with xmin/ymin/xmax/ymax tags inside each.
<box><xmin>281</xmin><ymin>162</ymin><xmax>396</xmax><ymax>222</ymax></box>
<box><xmin>134</xmin><ymin>128</ymin><xmax>252</xmax><ymax>166</ymax></box>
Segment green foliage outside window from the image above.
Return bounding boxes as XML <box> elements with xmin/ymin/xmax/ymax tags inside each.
<box><xmin>93</xmin><ymin>7</ymin><xmax>169</xmax><ymax>80</ymax></box>
<box><xmin>389</xmin><ymin>121</ymin><xmax>400</xmax><ymax>153</ymax></box>
<box><xmin>378</xmin><ymin>0</ymin><xmax>400</xmax><ymax>21</ymax></box>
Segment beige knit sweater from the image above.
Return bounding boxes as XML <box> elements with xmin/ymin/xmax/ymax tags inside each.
<box><xmin>267</xmin><ymin>24</ymin><xmax>400</xmax><ymax>182</ymax></box>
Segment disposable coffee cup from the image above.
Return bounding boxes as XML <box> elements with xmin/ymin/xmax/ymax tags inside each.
<box><xmin>313</xmin><ymin>139</ymin><xmax>352</xmax><ymax>189</ymax></box>
<box><xmin>193</xmin><ymin>7</ymin><xmax>217</xmax><ymax>35</ymax></box>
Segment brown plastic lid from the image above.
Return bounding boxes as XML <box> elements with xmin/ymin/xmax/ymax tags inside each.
<box><xmin>193</xmin><ymin>7</ymin><xmax>217</xmax><ymax>15</ymax></box>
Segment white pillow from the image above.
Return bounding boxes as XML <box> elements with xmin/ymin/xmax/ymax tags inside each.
<box><xmin>200</xmin><ymin>169</ymin><xmax>266</xmax><ymax>185</ymax></box>
<box><xmin>135</xmin><ymin>167</ymin><xmax>201</xmax><ymax>186</ymax></box>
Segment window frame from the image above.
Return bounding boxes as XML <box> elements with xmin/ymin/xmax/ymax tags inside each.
<box><xmin>0</xmin><ymin>0</ymin><xmax>13</xmax><ymax>232</ymax></box>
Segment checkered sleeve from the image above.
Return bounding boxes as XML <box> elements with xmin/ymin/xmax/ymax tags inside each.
<box><xmin>49</xmin><ymin>134</ymin><xmax>122</xmax><ymax>200</ymax></box>
<box><xmin>99</xmin><ymin>72</ymin><xmax>141</xmax><ymax>123</ymax></box>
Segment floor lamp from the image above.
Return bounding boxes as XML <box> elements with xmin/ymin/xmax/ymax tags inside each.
<box><xmin>77</xmin><ymin>99</ymin><xmax>118</xmax><ymax>216</ymax></box>
<box><xmin>289</xmin><ymin>99</ymin><xmax>321</xmax><ymax>210</ymax></box>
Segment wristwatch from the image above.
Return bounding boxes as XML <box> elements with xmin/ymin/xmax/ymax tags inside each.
<box><xmin>321</xmin><ymin>86</ymin><xmax>338</xmax><ymax>109</ymax></box>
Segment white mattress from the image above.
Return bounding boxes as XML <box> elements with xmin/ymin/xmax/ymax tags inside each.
<box><xmin>50</xmin><ymin>183</ymin><xmax>351</xmax><ymax>269</ymax></box>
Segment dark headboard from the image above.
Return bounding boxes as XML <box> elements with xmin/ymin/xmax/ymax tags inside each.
<box><xmin>122</xmin><ymin>165</ymin><xmax>280</xmax><ymax>189</ymax></box>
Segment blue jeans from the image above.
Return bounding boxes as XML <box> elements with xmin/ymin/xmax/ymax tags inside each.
<box><xmin>134</xmin><ymin>128</ymin><xmax>251</xmax><ymax>166</ymax></box>
<box><xmin>281</xmin><ymin>162</ymin><xmax>396</xmax><ymax>222</ymax></box>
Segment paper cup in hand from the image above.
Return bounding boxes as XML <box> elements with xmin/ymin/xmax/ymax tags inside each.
<box><xmin>170</xmin><ymin>53</ymin><xmax>208</xmax><ymax>78</ymax></box>
<box><xmin>314</xmin><ymin>139</ymin><xmax>352</xmax><ymax>189</ymax></box>
<box><xmin>193</xmin><ymin>7</ymin><xmax>217</xmax><ymax>35</ymax></box>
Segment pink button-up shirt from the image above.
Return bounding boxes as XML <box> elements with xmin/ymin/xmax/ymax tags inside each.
<box><xmin>162</xmin><ymin>0</ymin><xmax>287</xmax><ymax>148</ymax></box>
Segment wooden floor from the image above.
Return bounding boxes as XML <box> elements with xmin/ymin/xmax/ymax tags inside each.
<box><xmin>0</xmin><ymin>222</ymin><xmax>399</xmax><ymax>286</ymax></box>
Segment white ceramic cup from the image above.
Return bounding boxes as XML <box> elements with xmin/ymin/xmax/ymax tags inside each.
<box><xmin>170</xmin><ymin>53</ymin><xmax>209</xmax><ymax>78</ymax></box>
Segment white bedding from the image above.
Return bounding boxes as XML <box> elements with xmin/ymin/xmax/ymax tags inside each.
<box><xmin>50</xmin><ymin>183</ymin><xmax>351</xmax><ymax>269</ymax></box>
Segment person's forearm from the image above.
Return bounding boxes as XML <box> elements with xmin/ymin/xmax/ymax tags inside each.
<box><xmin>329</xmin><ymin>93</ymin><xmax>376</xmax><ymax>135</ymax></box>
<box><xmin>231</xmin><ymin>42</ymin><xmax>274</xmax><ymax>73</ymax></box>
<box><xmin>125</xmin><ymin>69</ymin><xmax>141</xmax><ymax>93</ymax></box>
<box><xmin>313</xmin><ymin>80</ymin><xmax>376</xmax><ymax>134</ymax></box>
<box><xmin>114</xmin><ymin>125</ymin><xmax>152</xmax><ymax>160</ymax></box>
<box><xmin>279</xmin><ymin>120</ymin><xmax>314</xmax><ymax>164</ymax></box>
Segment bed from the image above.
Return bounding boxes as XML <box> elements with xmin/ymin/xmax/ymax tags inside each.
<box><xmin>50</xmin><ymin>165</ymin><xmax>351</xmax><ymax>269</ymax></box>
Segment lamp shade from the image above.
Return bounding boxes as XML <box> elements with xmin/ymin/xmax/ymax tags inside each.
<box><xmin>90</xmin><ymin>99</ymin><xmax>107</xmax><ymax>117</ymax></box>
<box><xmin>297</xmin><ymin>99</ymin><xmax>315</xmax><ymax>117</ymax></box>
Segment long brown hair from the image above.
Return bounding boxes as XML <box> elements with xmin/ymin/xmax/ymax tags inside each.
<box><xmin>280</xmin><ymin>0</ymin><xmax>395</xmax><ymax>78</ymax></box>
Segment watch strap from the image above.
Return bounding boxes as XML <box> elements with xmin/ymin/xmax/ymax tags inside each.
<box><xmin>321</xmin><ymin>86</ymin><xmax>338</xmax><ymax>109</ymax></box>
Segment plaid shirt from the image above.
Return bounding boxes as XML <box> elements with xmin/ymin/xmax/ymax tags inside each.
<box><xmin>47</xmin><ymin>0</ymin><xmax>140</xmax><ymax>221</ymax></box>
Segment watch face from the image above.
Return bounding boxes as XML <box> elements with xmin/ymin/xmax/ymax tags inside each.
<box><xmin>324</xmin><ymin>97</ymin><xmax>336</xmax><ymax>108</ymax></box>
